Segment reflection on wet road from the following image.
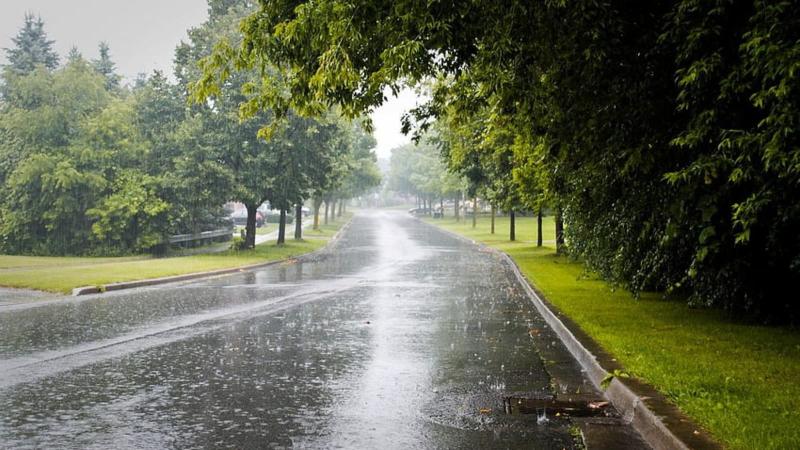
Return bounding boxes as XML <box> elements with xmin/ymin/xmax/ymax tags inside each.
<box><xmin>0</xmin><ymin>211</ymin><xmax>636</xmax><ymax>449</ymax></box>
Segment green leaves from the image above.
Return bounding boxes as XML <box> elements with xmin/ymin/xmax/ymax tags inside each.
<box><xmin>661</xmin><ymin>0</ymin><xmax>800</xmax><ymax>318</ymax></box>
<box><xmin>87</xmin><ymin>170</ymin><xmax>169</xmax><ymax>253</ymax></box>
<box><xmin>600</xmin><ymin>369</ymin><xmax>631</xmax><ymax>390</ymax></box>
<box><xmin>388</xmin><ymin>130</ymin><xmax>462</xmax><ymax>201</ymax></box>
<box><xmin>1</xmin><ymin>154</ymin><xmax>106</xmax><ymax>255</ymax></box>
<box><xmin>1</xmin><ymin>6</ymin><xmax>372</xmax><ymax>257</ymax></box>
<box><xmin>3</xmin><ymin>14</ymin><xmax>59</xmax><ymax>75</ymax></box>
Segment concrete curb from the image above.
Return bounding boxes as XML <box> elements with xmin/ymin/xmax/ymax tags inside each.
<box><xmin>418</xmin><ymin>218</ymin><xmax>720</xmax><ymax>450</ymax></box>
<box><xmin>72</xmin><ymin>215</ymin><xmax>355</xmax><ymax>297</ymax></box>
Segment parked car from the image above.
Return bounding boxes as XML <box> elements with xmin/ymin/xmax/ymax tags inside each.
<box><xmin>229</xmin><ymin>209</ymin><xmax>264</xmax><ymax>227</ymax></box>
<box><xmin>263</xmin><ymin>209</ymin><xmax>295</xmax><ymax>223</ymax></box>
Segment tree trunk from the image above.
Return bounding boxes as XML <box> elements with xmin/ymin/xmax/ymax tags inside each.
<box><xmin>324</xmin><ymin>200</ymin><xmax>330</xmax><ymax>225</ymax></box>
<box><xmin>454</xmin><ymin>196</ymin><xmax>460</xmax><ymax>221</ymax></box>
<box><xmin>490</xmin><ymin>204</ymin><xmax>496</xmax><ymax>234</ymax></box>
<box><xmin>537</xmin><ymin>206</ymin><xmax>543</xmax><ymax>247</ymax></box>
<box><xmin>472</xmin><ymin>197</ymin><xmax>477</xmax><ymax>228</ymax></box>
<box><xmin>555</xmin><ymin>206</ymin><xmax>565</xmax><ymax>254</ymax></box>
<box><xmin>510</xmin><ymin>210</ymin><xmax>516</xmax><ymax>242</ymax></box>
<box><xmin>294</xmin><ymin>203</ymin><xmax>303</xmax><ymax>240</ymax></box>
<box><xmin>330</xmin><ymin>199</ymin><xmax>336</xmax><ymax>222</ymax></box>
<box><xmin>277</xmin><ymin>208</ymin><xmax>286</xmax><ymax>244</ymax></box>
<box><xmin>245</xmin><ymin>203</ymin><xmax>257</xmax><ymax>249</ymax></box>
<box><xmin>313</xmin><ymin>198</ymin><xmax>322</xmax><ymax>230</ymax></box>
<box><xmin>338</xmin><ymin>199</ymin><xmax>343</xmax><ymax>217</ymax></box>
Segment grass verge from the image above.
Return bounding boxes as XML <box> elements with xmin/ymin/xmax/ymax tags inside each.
<box><xmin>0</xmin><ymin>214</ymin><xmax>350</xmax><ymax>294</ymax></box>
<box><xmin>425</xmin><ymin>214</ymin><xmax>800</xmax><ymax>450</ymax></box>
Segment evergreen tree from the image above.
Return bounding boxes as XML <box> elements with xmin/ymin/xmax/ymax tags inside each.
<box><xmin>66</xmin><ymin>46</ymin><xmax>83</xmax><ymax>65</ymax></box>
<box><xmin>3</xmin><ymin>14</ymin><xmax>59</xmax><ymax>75</ymax></box>
<box><xmin>92</xmin><ymin>42</ymin><xmax>120</xmax><ymax>90</ymax></box>
<box><xmin>208</xmin><ymin>0</ymin><xmax>244</xmax><ymax>19</ymax></box>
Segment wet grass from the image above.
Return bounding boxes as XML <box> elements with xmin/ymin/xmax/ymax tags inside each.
<box><xmin>426</xmin><ymin>214</ymin><xmax>800</xmax><ymax>450</ymax></box>
<box><xmin>0</xmin><ymin>215</ymin><xmax>350</xmax><ymax>294</ymax></box>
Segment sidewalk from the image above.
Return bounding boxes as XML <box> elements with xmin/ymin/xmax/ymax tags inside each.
<box><xmin>174</xmin><ymin>219</ymin><xmax>314</xmax><ymax>256</ymax></box>
<box><xmin>254</xmin><ymin>218</ymin><xmax>313</xmax><ymax>245</ymax></box>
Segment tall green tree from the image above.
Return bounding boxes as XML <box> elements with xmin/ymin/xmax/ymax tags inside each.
<box><xmin>133</xmin><ymin>71</ymin><xmax>232</xmax><ymax>235</ymax></box>
<box><xmin>92</xmin><ymin>42</ymin><xmax>121</xmax><ymax>91</ymax></box>
<box><xmin>176</xmin><ymin>1</ymin><xmax>272</xmax><ymax>248</ymax></box>
<box><xmin>66</xmin><ymin>46</ymin><xmax>83</xmax><ymax>64</ymax></box>
<box><xmin>0</xmin><ymin>56</ymin><xmax>109</xmax><ymax>187</ymax></box>
<box><xmin>388</xmin><ymin>131</ymin><xmax>461</xmax><ymax>215</ymax></box>
<box><xmin>0</xmin><ymin>48</ymin><xmax>177</xmax><ymax>256</ymax></box>
<box><xmin>336</xmin><ymin>122</ymin><xmax>381</xmax><ymax>213</ymax></box>
<box><xmin>2</xmin><ymin>14</ymin><xmax>59</xmax><ymax>76</ymax></box>
<box><xmin>182</xmin><ymin>0</ymin><xmax>376</xmax><ymax>246</ymax></box>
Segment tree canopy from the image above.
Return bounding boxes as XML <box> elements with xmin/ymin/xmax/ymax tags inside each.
<box><xmin>3</xmin><ymin>13</ymin><xmax>59</xmax><ymax>76</ymax></box>
<box><xmin>195</xmin><ymin>0</ymin><xmax>800</xmax><ymax>322</ymax></box>
<box><xmin>91</xmin><ymin>42</ymin><xmax>121</xmax><ymax>91</ymax></box>
<box><xmin>0</xmin><ymin>7</ymin><xmax>380</xmax><ymax>255</ymax></box>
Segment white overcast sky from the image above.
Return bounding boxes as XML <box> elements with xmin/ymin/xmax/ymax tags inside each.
<box><xmin>0</xmin><ymin>0</ymin><xmax>418</xmax><ymax>158</ymax></box>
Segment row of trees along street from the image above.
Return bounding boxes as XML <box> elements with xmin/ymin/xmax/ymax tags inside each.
<box><xmin>386</xmin><ymin>130</ymin><xmax>554</xmax><ymax>248</ymax></box>
<box><xmin>0</xmin><ymin>5</ymin><xmax>381</xmax><ymax>256</ymax></box>
<box><xmin>194</xmin><ymin>1</ymin><xmax>800</xmax><ymax>323</ymax></box>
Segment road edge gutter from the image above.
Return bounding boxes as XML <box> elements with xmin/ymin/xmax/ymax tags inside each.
<box><xmin>417</xmin><ymin>217</ymin><xmax>720</xmax><ymax>450</ymax></box>
<box><xmin>72</xmin><ymin>215</ymin><xmax>355</xmax><ymax>296</ymax></box>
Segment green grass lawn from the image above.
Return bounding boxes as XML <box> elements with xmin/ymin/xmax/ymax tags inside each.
<box><xmin>425</xmin><ymin>214</ymin><xmax>800</xmax><ymax>450</ymax></box>
<box><xmin>0</xmin><ymin>215</ymin><xmax>350</xmax><ymax>294</ymax></box>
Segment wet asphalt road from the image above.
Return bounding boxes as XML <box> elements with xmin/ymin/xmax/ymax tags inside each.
<box><xmin>0</xmin><ymin>211</ymin><xmax>641</xmax><ymax>449</ymax></box>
